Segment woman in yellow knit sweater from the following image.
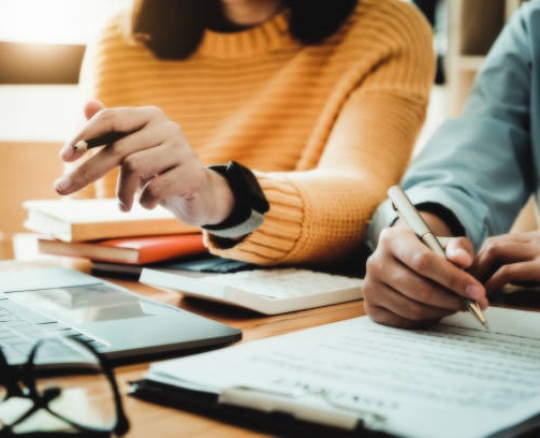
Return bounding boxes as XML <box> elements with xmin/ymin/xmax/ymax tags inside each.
<box><xmin>55</xmin><ymin>0</ymin><xmax>434</xmax><ymax>266</ymax></box>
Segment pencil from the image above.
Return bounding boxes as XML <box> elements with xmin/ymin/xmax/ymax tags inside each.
<box><xmin>72</xmin><ymin>131</ymin><xmax>128</xmax><ymax>152</ymax></box>
<box><xmin>387</xmin><ymin>186</ymin><xmax>489</xmax><ymax>329</ymax></box>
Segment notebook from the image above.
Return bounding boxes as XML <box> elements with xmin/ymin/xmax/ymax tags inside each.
<box><xmin>0</xmin><ymin>267</ymin><xmax>241</xmax><ymax>367</ymax></box>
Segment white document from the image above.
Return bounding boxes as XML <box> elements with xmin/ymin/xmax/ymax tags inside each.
<box><xmin>145</xmin><ymin>307</ymin><xmax>540</xmax><ymax>438</ymax></box>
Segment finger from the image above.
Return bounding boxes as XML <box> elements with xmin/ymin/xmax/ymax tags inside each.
<box><xmin>473</xmin><ymin>239</ymin><xmax>538</xmax><ymax>282</ymax></box>
<box><xmin>484</xmin><ymin>261</ymin><xmax>540</xmax><ymax>294</ymax></box>
<box><xmin>60</xmin><ymin>106</ymin><xmax>163</xmax><ymax>162</ymax></box>
<box><xmin>84</xmin><ymin>100</ymin><xmax>105</xmax><ymax>120</ymax></box>
<box><xmin>385</xmin><ymin>229</ymin><xmax>487</xmax><ymax>307</ymax></box>
<box><xmin>119</xmin><ymin>133</ymin><xmax>202</xmax><ymax>211</ymax></box>
<box><xmin>479</xmin><ymin>239</ymin><xmax>538</xmax><ymax>263</ymax></box>
<box><xmin>364</xmin><ymin>302</ymin><xmax>442</xmax><ymax>329</ymax></box>
<box><xmin>54</xmin><ymin>147</ymin><xmax>123</xmax><ymax>195</ymax></box>
<box><xmin>115</xmin><ymin>124</ymin><xmax>184</xmax><ymax>209</ymax></box>
<box><xmin>139</xmin><ymin>162</ymin><xmax>207</xmax><ymax>210</ymax></box>
<box><xmin>478</xmin><ymin>231</ymin><xmax>538</xmax><ymax>245</ymax></box>
<box><xmin>364</xmin><ymin>280</ymin><xmax>454</xmax><ymax>328</ymax></box>
<box><xmin>372</xmin><ymin>254</ymin><xmax>464</xmax><ymax>310</ymax></box>
<box><xmin>362</xmin><ymin>275</ymin><xmax>435</xmax><ymax>329</ymax></box>
<box><xmin>55</xmin><ymin>115</ymin><xmax>175</xmax><ymax>196</ymax></box>
<box><xmin>379</xmin><ymin>281</ymin><xmax>457</xmax><ymax>321</ymax></box>
<box><xmin>365</xmin><ymin>248</ymin><xmax>463</xmax><ymax>313</ymax></box>
<box><xmin>116</xmin><ymin>147</ymin><xmax>177</xmax><ymax>211</ymax></box>
<box><xmin>117</xmin><ymin>150</ymin><xmax>159</xmax><ymax>212</ymax></box>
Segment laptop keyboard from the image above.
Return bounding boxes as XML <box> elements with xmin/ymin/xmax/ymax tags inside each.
<box><xmin>0</xmin><ymin>297</ymin><xmax>105</xmax><ymax>365</ymax></box>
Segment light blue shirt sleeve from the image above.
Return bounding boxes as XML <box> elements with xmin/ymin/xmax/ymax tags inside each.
<box><xmin>366</xmin><ymin>1</ymin><xmax>540</xmax><ymax>251</ymax></box>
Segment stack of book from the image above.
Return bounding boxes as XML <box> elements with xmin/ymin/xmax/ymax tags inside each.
<box><xmin>23</xmin><ymin>198</ymin><xmax>207</xmax><ymax>277</ymax></box>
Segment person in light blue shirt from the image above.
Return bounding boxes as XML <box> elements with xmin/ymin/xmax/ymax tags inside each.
<box><xmin>363</xmin><ymin>0</ymin><xmax>540</xmax><ymax>328</ymax></box>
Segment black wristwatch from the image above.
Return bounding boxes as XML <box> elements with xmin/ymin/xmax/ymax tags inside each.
<box><xmin>203</xmin><ymin>161</ymin><xmax>270</xmax><ymax>238</ymax></box>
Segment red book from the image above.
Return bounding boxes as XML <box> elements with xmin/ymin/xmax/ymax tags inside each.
<box><xmin>37</xmin><ymin>234</ymin><xmax>207</xmax><ymax>265</ymax></box>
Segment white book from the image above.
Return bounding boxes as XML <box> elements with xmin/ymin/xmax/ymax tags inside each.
<box><xmin>139</xmin><ymin>266</ymin><xmax>364</xmax><ymax>315</ymax></box>
<box><xmin>132</xmin><ymin>307</ymin><xmax>540</xmax><ymax>438</ymax></box>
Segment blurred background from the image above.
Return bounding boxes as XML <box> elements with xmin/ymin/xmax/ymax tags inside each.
<box><xmin>0</xmin><ymin>0</ymin><xmax>532</xmax><ymax>257</ymax></box>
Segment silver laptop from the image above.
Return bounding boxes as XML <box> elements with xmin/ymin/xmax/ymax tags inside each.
<box><xmin>0</xmin><ymin>267</ymin><xmax>241</xmax><ymax>366</ymax></box>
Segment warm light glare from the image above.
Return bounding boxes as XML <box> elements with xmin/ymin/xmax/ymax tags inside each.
<box><xmin>0</xmin><ymin>0</ymin><xmax>128</xmax><ymax>44</ymax></box>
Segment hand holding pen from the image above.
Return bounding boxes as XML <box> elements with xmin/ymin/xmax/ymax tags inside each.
<box><xmin>362</xmin><ymin>186</ymin><xmax>489</xmax><ymax>329</ymax></box>
<box><xmin>54</xmin><ymin>101</ymin><xmax>235</xmax><ymax>227</ymax></box>
<box><xmin>387</xmin><ymin>186</ymin><xmax>488</xmax><ymax>328</ymax></box>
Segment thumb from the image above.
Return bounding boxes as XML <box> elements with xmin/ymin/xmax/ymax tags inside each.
<box><xmin>442</xmin><ymin>236</ymin><xmax>475</xmax><ymax>269</ymax></box>
<box><xmin>84</xmin><ymin>100</ymin><xmax>105</xmax><ymax>120</ymax></box>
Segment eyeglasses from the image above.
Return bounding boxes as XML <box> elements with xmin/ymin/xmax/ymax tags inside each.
<box><xmin>0</xmin><ymin>336</ymin><xmax>130</xmax><ymax>437</ymax></box>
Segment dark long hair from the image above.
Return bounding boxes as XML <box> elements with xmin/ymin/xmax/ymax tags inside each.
<box><xmin>130</xmin><ymin>0</ymin><xmax>358</xmax><ymax>59</ymax></box>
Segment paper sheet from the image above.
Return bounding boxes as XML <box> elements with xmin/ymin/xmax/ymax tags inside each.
<box><xmin>147</xmin><ymin>307</ymin><xmax>540</xmax><ymax>438</ymax></box>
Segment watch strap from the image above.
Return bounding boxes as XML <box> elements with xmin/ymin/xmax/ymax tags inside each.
<box><xmin>204</xmin><ymin>209</ymin><xmax>266</xmax><ymax>239</ymax></box>
<box><xmin>203</xmin><ymin>161</ymin><xmax>269</xmax><ymax>239</ymax></box>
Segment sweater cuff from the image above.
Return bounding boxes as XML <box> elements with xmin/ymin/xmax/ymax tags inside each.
<box><xmin>204</xmin><ymin>174</ymin><xmax>304</xmax><ymax>265</ymax></box>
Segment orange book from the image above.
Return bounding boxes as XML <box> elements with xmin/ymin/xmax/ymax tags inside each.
<box><xmin>37</xmin><ymin>234</ymin><xmax>207</xmax><ymax>265</ymax></box>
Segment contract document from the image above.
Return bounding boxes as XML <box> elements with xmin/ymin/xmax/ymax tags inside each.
<box><xmin>134</xmin><ymin>307</ymin><xmax>540</xmax><ymax>438</ymax></box>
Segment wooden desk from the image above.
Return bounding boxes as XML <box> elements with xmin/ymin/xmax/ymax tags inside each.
<box><xmin>0</xmin><ymin>259</ymin><xmax>365</xmax><ymax>437</ymax></box>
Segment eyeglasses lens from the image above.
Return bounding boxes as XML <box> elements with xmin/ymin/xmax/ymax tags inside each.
<box><xmin>33</xmin><ymin>337</ymin><xmax>117</xmax><ymax>431</ymax></box>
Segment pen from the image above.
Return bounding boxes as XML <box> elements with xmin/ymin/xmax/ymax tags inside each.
<box><xmin>387</xmin><ymin>185</ymin><xmax>489</xmax><ymax>329</ymax></box>
<box><xmin>72</xmin><ymin>131</ymin><xmax>129</xmax><ymax>152</ymax></box>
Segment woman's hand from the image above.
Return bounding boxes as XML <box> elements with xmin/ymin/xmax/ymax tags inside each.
<box><xmin>54</xmin><ymin>101</ymin><xmax>234</xmax><ymax>227</ymax></box>
<box><xmin>363</xmin><ymin>214</ymin><xmax>488</xmax><ymax>328</ymax></box>
<box><xmin>471</xmin><ymin>231</ymin><xmax>540</xmax><ymax>294</ymax></box>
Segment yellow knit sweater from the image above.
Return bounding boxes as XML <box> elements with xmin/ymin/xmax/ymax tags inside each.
<box><xmin>78</xmin><ymin>0</ymin><xmax>434</xmax><ymax>265</ymax></box>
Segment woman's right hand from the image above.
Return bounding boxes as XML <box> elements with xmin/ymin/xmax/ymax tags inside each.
<box><xmin>363</xmin><ymin>215</ymin><xmax>489</xmax><ymax>328</ymax></box>
<box><xmin>54</xmin><ymin>101</ymin><xmax>235</xmax><ymax>228</ymax></box>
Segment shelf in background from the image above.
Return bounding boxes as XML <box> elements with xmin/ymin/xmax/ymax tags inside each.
<box><xmin>446</xmin><ymin>0</ymin><xmax>528</xmax><ymax>116</ymax></box>
<box><xmin>451</xmin><ymin>55</ymin><xmax>488</xmax><ymax>72</ymax></box>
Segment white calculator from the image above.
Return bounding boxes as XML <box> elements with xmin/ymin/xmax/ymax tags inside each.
<box><xmin>140</xmin><ymin>266</ymin><xmax>364</xmax><ymax>315</ymax></box>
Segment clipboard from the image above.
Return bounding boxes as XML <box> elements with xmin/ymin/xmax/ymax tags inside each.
<box><xmin>129</xmin><ymin>310</ymin><xmax>540</xmax><ymax>438</ymax></box>
<box><xmin>130</xmin><ymin>378</ymin><xmax>393</xmax><ymax>438</ymax></box>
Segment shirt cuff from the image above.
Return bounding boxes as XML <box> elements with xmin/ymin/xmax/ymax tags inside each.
<box><xmin>365</xmin><ymin>199</ymin><xmax>398</xmax><ymax>253</ymax></box>
<box><xmin>365</xmin><ymin>198</ymin><xmax>467</xmax><ymax>254</ymax></box>
<box><xmin>414</xmin><ymin>202</ymin><xmax>466</xmax><ymax>237</ymax></box>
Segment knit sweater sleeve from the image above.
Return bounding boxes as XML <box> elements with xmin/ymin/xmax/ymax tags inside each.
<box><xmin>206</xmin><ymin>2</ymin><xmax>434</xmax><ymax>265</ymax></box>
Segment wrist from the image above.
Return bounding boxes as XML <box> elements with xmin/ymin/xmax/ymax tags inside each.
<box><xmin>417</xmin><ymin>212</ymin><xmax>453</xmax><ymax>237</ymax></box>
<box><xmin>420</xmin><ymin>212</ymin><xmax>456</xmax><ymax>237</ymax></box>
<box><xmin>205</xmin><ymin>167</ymin><xmax>235</xmax><ymax>225</ymax></box>
<box><xmin>394</xmin><ymin>213</ymin><xmax>453</xmax><ymax>237</ymax></box>
<box><xmin>415</xmin><ymin>202</ymin><xmax>465</xmax><ymax>237</ymax></box>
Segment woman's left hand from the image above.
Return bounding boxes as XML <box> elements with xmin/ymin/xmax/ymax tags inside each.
<box><xmin>470</xmin><ymin>231</ymin><xmax>540</xmax><ymax>294</ymax></box>
<box><xmin>54</xmin><ymin>101</ymin><xmax>234</xmax><ymax>227</ymax></box>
